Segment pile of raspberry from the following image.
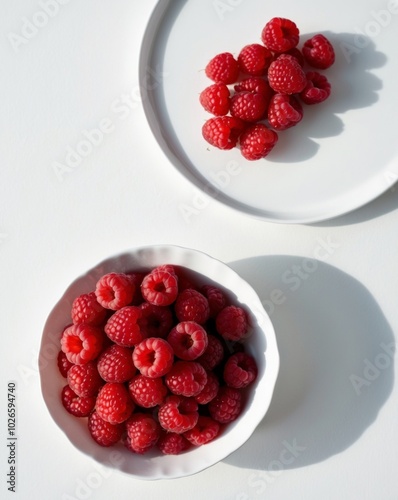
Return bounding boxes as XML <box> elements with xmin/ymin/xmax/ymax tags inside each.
<box><xmin>57</xmin><ymin>264</ymin><xmax>258</xmax><ymax>455</ymax></box>
<box><xmin>200</xmin><ymin>17</ymin><xmax>335</xmax><ymax>161</ymax></box>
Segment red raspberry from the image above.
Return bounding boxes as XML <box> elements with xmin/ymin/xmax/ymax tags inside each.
<box><xmin>61</xmin><ymin>385</ymin><xmax>96</xmax><ymax>417</ymax></box>
<box><xmin>157</xmin><ymin>430</ymin><xmax>191</xmax><ymax>455</ymax></box>
<box><xmin>223</xmin><ymin>352</ymin><xmax>258</xmax><ymax>389</ymax></box>
<box><xmin>71</xmin><ymin>292</ymin><xmax>107</xmax><ymax>326</ymax></box>
<box><xmin>158</xmin><ymin>395</ymin><xmax>199</xmax><ymax>433</ymax></box>
<box><xmin>196</xmin><ymin>334</ymin><xmax>224</xmax><ymax>371</ymax></box>
<box><xmin>300</xmin><ymin>71</ymin><xmax>331</xmax><ymax>105</ymax></box>
<box><xmin>128</xmin><ymin>374</ymin><xmax>168</xmax><ymax>408</ymax></box>
<box><xmin>268</xmin><ymin>93</ymin><xmax>303</xmax><ymax>131</ymax></box>
<box><xmin>141</xmin><ymin>269</ymin><xmax>178</xmax><ymax>306</ymax></box>
<box><xmin>165</xmin><ymin>361</ymin><xmax>207</xmax><ymax>397</ymax></box>
<box><xmin>261</xmin><ymin>17</ymin><xmax>300</xmax><ymax>53</ymax></box>
<box><xmin>95</xmin><ymin>382</ymin><xmax>134</xmax><ymax>424</ymax></box>
<box><xmin>183</xmin><ymin>416</ymin><xmax>221</xmax><ymax>446</ymax></box>
<box><xmin>97</xmin><ymin>344</ymin><xmax>136</xmax><ymax>383</ymax></box>
<box><xmin>57</xmin><ymin>350</ymin><xmax>73</xmax><ymax>377</ymax></box>
<box><xmin>208</xmin><ymin>386</ymin><xmax>243</xmax><ymax>424</ymax></box>
<box><xmin>302</xmin><ymin>34</ymin><xmax>335</xmax><ymax>69</ymax></box>
<box><xmin>234</xmin><ymin>77</ymin><xmax>274</xmax><ymax>106</ymax></box>
<box><xmin>61</xmin><ymin>323</ymin><xmax>104</xmax><ymax>365</ymax></box>
<box><xmin>268</xmin><ymin>54</ymin><xmax>307</xmax><ymax>95</ymax></box>
<box><xmin>125</xmin><ymin>413</ymin><xmax>161</xmax><ymax>454</ymax></box>
<box><xmin>153</xmin><ymin>264</ymin><xmax>177</xmax><ymax>275</ymax></box>
<box><xmin>205</xmin><ymin>52</ymin><xmax>239</xmax><ymax>84</ymax></box>
<box><xmin>199</xmin><ymin>83</ymin><xmax>230</xmax><ymax>116</ymax></box>
<box><xmin>104</xmin><ymin>306</ymin><xmax>144</xmax><ymax>347</ymax></box>
<box><xmin>138</xmin><ymin>302</ymin><xmax>173</xmax><ymax>338</ymax></box>
<box><xmin>230</xmin><ymin>92</ymin><xmax>268</xmax><ymax>122</ymax></box>
<box><xmin>125</xmin><ymin>271</ymin><xmax>146</xmax><ymax>305</ymax></box>
<box><xmin>202</xmin><ymin>116</ymin><xmax>246</xmax><ymax>150</ymax></box>
<box><xmin>167</xmin><ymin>321</ymin><xmax>208</xmax><ymax>361</ymax></box>
<box><xmin>216</xmin><ymin>305</ymin><xmax>249</xmax><ymax>341</ymax></box>
<box><xmin>285</xmin><ymin>47</ymin><xmax>305</xmax><ymax>67</ymax></box>
<box><xmin>238</xmin><ymin>44</ymin><xmax>273</xmax><ymax>76</ymax></box>
<box><xmin>194</xmin><ymin>370</ymin><xmax>219</xmax><ymax>404</ymax></box>
<box><xmin>239</xmin><ymin>124</ymin><xmax>278</xmax><ymax>161</ymax></box>
<box><xmin>88</xmin><ymin>411</ymin><xmax>124</xmax><ymax>447</ymax></box>
<box><xmin>201</xmin><ymin>285</ymin><xmax>227</xmax><ymax>318</ymax></box>
<box><xmin>132</xmin><ymin>337</ymin><xmax>174</xmax><ymax>378</ymax></box>
<box><xmin>67</xmin><ymin>361</ymin><xmax>103</xmax><ymax>397</ymax></box>
<box><xmin>175</xmin><ymin>289</ymin><xmax>210</xmax><ymax>325</ymax></box>
<box><xmin>95</xmin><ymin>272</ymin><xmax>135</xmax><ymax>310</ymax></box>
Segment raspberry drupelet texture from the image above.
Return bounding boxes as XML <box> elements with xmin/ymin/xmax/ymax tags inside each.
<box><xmin>128</xmin><ymin>374</ymin><xmax>168</xmax><ymax>408</ymax></box>
<box><xmin>88</xmin><ymin>411</ymin><xmax>124</xmax><ymax>447</ymax></box>
<box><xmin>199</xmin><ymin>83</ymin><xmax>231</xmax><ymax>116</ymax></box>
<box><xmin>132</xmin><ymin>337</ymin><xmax>174</xmax><ymax>378</ymax></box>
<box><xmin>95</xmin><ymin>382</ymin><xmax>134</xmax><ymax>424</ymax></box>
<box><xmin>302</xmin><ymin>34</ymin><xmax>335</xmax><ymax>69</ymax></box>
<box><xmin>57</xmin><ymin>350</ymin><xmax>73</xmax><ymax>377</ymax></box>
<box><xmin>239</xmin><ymin>123</ymin><xmax>278</xmax><ymax>161</ymax></box>
<box><xmin>71</xmin><ymin>292</ymin><xmax>107</xmax><ymax>326</ymax></box>
<box><xmin>158</xmin><ymin>395</ymin><xmax>199</xmax><ymax>433</ymax></box>
<box><xmin>97</xmin><ymin>344</ymin><xmax>136</xmax><ymax>383</ymax></box>
<box><xmin>201</xmin><ymin>285</ymin><xmax>227</xmax><ymax>318</ymax></box>
<box><xmin>208</xmin><ymin>386</ymin><xmax>243</xmax><ymax>424</ymax></box>
<box><xmin>300</xmin><ymin>71</ymin><xmax>331</xmax><ymax>105</ymax></box>
<box><xmin>95</xmin><ymin>272</ymin><xmax>135</xmax><ymax>310</ymax></box>
<box><xmin>233</xmin><ymin>77</ymin><xmax>274</xmax><ymax>107</ymax></box>
<box><xmin>261</xmin><ymin>17</ymin><xmax>300</xmax><ymax>53</ymax></box>
<box><xmin>223</xmin><ymin>352</ymin><xmax>258</xmax><ymax>389</ymax></box>
<box><xmin>202</xmin><ymin>116</ymin><xmax>246</xmax><ymax>150</ymax></box>
<box><xmin>125</xmin><ymin>413</ymin><xmax>161</xmax><ymax>454</ymax></box>
<box><xmin>216</xmin><ymin>305</ymin><xmax>249</xmax><ymax>341</ymax></box>
<box><xmin>205</xmin><ymin>52</ymin><xmax>240</xmax><ymax>84</ymax></box>
<box><xmin>139</xmin><ymin>302</ymin><xmax>174</xmax><ymax>338</ymax></box>
<box><xmin>196</xmin><ymin>333</ymin><xmax>225</xmax><ymax>371</ymax></box>
<box><xmin>238</xmin><ymin>43</ymin><xmax>273</xmax><ymax>76</ymax></box>
<box><xmin>194</xmin><ymin>370</ymin><xmax>219</xmax><ymax>404</ymax></box>
<box><xmin>174</xmin><ymin>289</ymin><xmax>210</xmax><ymax>324</ymax></box>
<box><xmin>61</xmin><ymin>385</ymin><xmax>96</xmax><ymax>417</ymax></box>
<box><xmin>61</xmin><ymin>323</ymin><xmax>105</xmax><ymax>365</ymax></box>
<box><xmin>104</xmin><ymin>306</ymin><xmax>144</xmax><ymax>347</ymax></box>
<box><xmin>67</xmin><ymin>361</ymin><xmax>103</xmax><ymax>397</ymax></box>
<box><xmin>183</xmin><ymin>416</ymin><xmax>221</xmax><ymax>446</ymax></box>
<box><xmin>157</xmin><ymin>430</ymin><xmax>191</xmax><ymax>455</ymax></box>
<box><xmin>167</xmin><ymin>321</ymin><xmax>209</xmax><ymax>361</ymax></box>
<box><xmin>268</xmin><ymin>54</ymin><xmax>307</xmax><ymax>95</ymax></box>
<box><xmin>141</xmin><ymin>269</ymin><xmax>179</xmax><ymax>306</ymax></box>
<box><xmin>165</xmin><ymin>361</ymin><xmax>208</xmax><ymax>397</ymax></box>
<box><xmin>230</xmin><ymin>91</ymin><xmax>268</xmax><ymax>122</ymax></box>
<box><xmin>268</xmin><ymin>93</ymin><xmax>303</xmax><ymax>131</ymax></box>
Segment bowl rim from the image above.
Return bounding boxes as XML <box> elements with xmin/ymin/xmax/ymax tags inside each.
<box><xmin>39</xmin><ymin>244</ymin><xmax>280</xmax><ymax>480</ymax></box>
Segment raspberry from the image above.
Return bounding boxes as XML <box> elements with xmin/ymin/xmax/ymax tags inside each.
<box><xmin>194</xmin><ymin>370</ymin><xmax>219</xmax><ymax>404</ymax></box>
<box><xmin>128</xmin><ymin>374</ymin><xmax>168</xmax><ymax>408</ymax></box>
<box><xmin>205</xmin><ymin>52</ymin><xmax>239</xmax><ymax>84</ymax></box>
<box><xmin>268</xmin><ymin>54</ymin><xmax>307</xmax><ymax>94</ymax></box>
<box><xmin>174</xmin><ymin>289</ymin><xmax>210</xmax><ymax>325</ymax></box>
<box><xmin>104</xmin><ymin>306</ymin><xmax>144</xmax><ymax>347</ymax></box>
<box><xmin>261</xmin><ymin>17</ymin><xmax>300</xmax><ymax>53</ymax></box>
<box><xmin>61</xmin><ymin>323</ymin><xmax>104</xmax><ymax>365</ymax></box>
<box><xmin>95</xmin><ymin>382</ymin><xmax>134</xmax><ymax>424</ymax></box>
<box><xmin>61</xmin><ymin>385</ymin><xmax>96</xmax><ymax>417</ymax></box>
<box><xmin>216</xmin><ymin>305</ymin><xmax>249</xmax><ymax>341</ymax></box>
<box><xmin>57</xmin><ymin>350</ymin><xmax>73</xmax><ymax>377</ymax></box>
<box><xmin>268</xmin><ymin>93</ymin><xmax>303</xmax><ymax>131</ymax></box>
<box><xmin>157</xmin><ymin>430</ymin><xmax>191</xmax><ymax>455</ymax></box>
<box><xmin>88</xmin><ymin>411</ymin><xmax>124</xmax><ymax>447</ymax></box>
<box><xmin>300</xmin><ymin>71</ymin><xmax>331</xmax><ymax>105</ymax></box>
<box><xmin>67</xmin><ymin>361</ymin><xmax>103</xmax><ymax>397</ymax></box>
<box><xmin>230</xmin><ymin>92</ymin><xmax>268</xmax><ymax>122</ymax></box>
<box><xmin>95</xmin><ymin>272</ymin><xmax>135</xmax><ymax>310</ymax></box>
<box><xmin>158</xmin><ymin>395</ymin><xmax>199</xmax><ymax>433</ymax></box>
<box><xmin>238</xmin><ymin>44</ymin><xmax>273</xmax><ymax>76</ymax></box>
<box><xmin>125</xmin><ymin>413</ymin><xmax>161</xmax><ymax>454</ymax></box>
<box><xmin>285</xmin><ymin>47</ymin><xmax>305</xmax><ymax>67</ymax></box>
<box><xmin>196</xmin><ymin>334</ymin><xmax>224</xmax><ymax>371</ymax></box>
<box><xmin>223</xmin><ymin>352</ymin><xmax>258</xmax><ymax>389</ymax></box>
<box><xmin>239</xmin><ymin>123</ymin><xmax>278</xmax><ymax>161</ymax></box>
<box><xmin>199</xmin><ymin>83</ymin><xmax>230</xmax><ymax>116</ymax></box>
<box><xmin>202</xmin><ymin>116</ymin><xmax>246</xmax><ymax>150</ymax></box>
<box><xmin>233</xmin><ymin>77</ymin><xmax>274</xmax><ymax>106</ymax></box>
<box><xmin>201</xmin><ymin>285</ymin><xmax>227</xmax><ymax>318</ymax></box>
<box><xmin>167</xmin><ymin>321</ymin><xmax>208</xmax><ymax>361</ymax></box>
<box><xmin>141</xmin><ymin>269</ymin><xmax>178</xmax><ymax>306</ymax></box>
<box><xmin>71</xmin><ymin>292</ymin><xmax>107</xmax><ymax>326</ymax></box>
<box><xmin>183</xmin><ymin>416</ymin><xmax>221</xmax><ymax>446</ymax></box>
<box><xmin>302</xmin><ymin>34</ymin><xmax>335</xmax><ymax>69</ymax></box>
<box><xmin>132</xmin><ymin>337</ymin><xmax>174</xmax><ymax>378</ymax></box>
<box><xmin>208</xmin><ymin>386</ymin><xmax>243</xmax><ymax>424</ymax></box>
<box><xmin>165</xmin><ymin>361</ymin><xmax>207</xmax><ymax>397</ymax></box>
<box><xmin>97</xmin><ymin>344</ymin><xmax>136</xmax><ymax>383</ymax></box>
<box><xmin>139</xmin><ymin>302</ymin><xmax>173</xmax><ymax>338</ymax></box>
<box><xmin>125</xmin><ymin>271</ymin><xmax>146</xmax><ymax>305</ymax></box>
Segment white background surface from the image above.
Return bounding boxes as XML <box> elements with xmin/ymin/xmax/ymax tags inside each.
<box><xmin>0</xmin><ymin>1</ymin><xmax>397</xmax><ymax>499</ymax></box>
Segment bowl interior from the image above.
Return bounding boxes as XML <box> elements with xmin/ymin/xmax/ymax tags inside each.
<box><xmin>39</xmin><ymin>245</ymin><xmax>279</xmax><ymax>479</ymax></box>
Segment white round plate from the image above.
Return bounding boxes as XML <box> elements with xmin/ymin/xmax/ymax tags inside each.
<box><xmin>140</xmin><ymin>0</ymin><xmax>398</xmax><ymax>223</ymax></box>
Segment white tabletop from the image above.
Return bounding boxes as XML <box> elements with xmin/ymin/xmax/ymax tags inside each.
<box><xmin>1</xmin><ymin>1</ymin><xmax>397</xmax><ymax>499</ymax></box>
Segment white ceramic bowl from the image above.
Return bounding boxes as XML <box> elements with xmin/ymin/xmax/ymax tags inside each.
<box><xmin>39</xmin><ymin>245</ymin><xmax>279</xmax><ymax>480</ymax></box>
